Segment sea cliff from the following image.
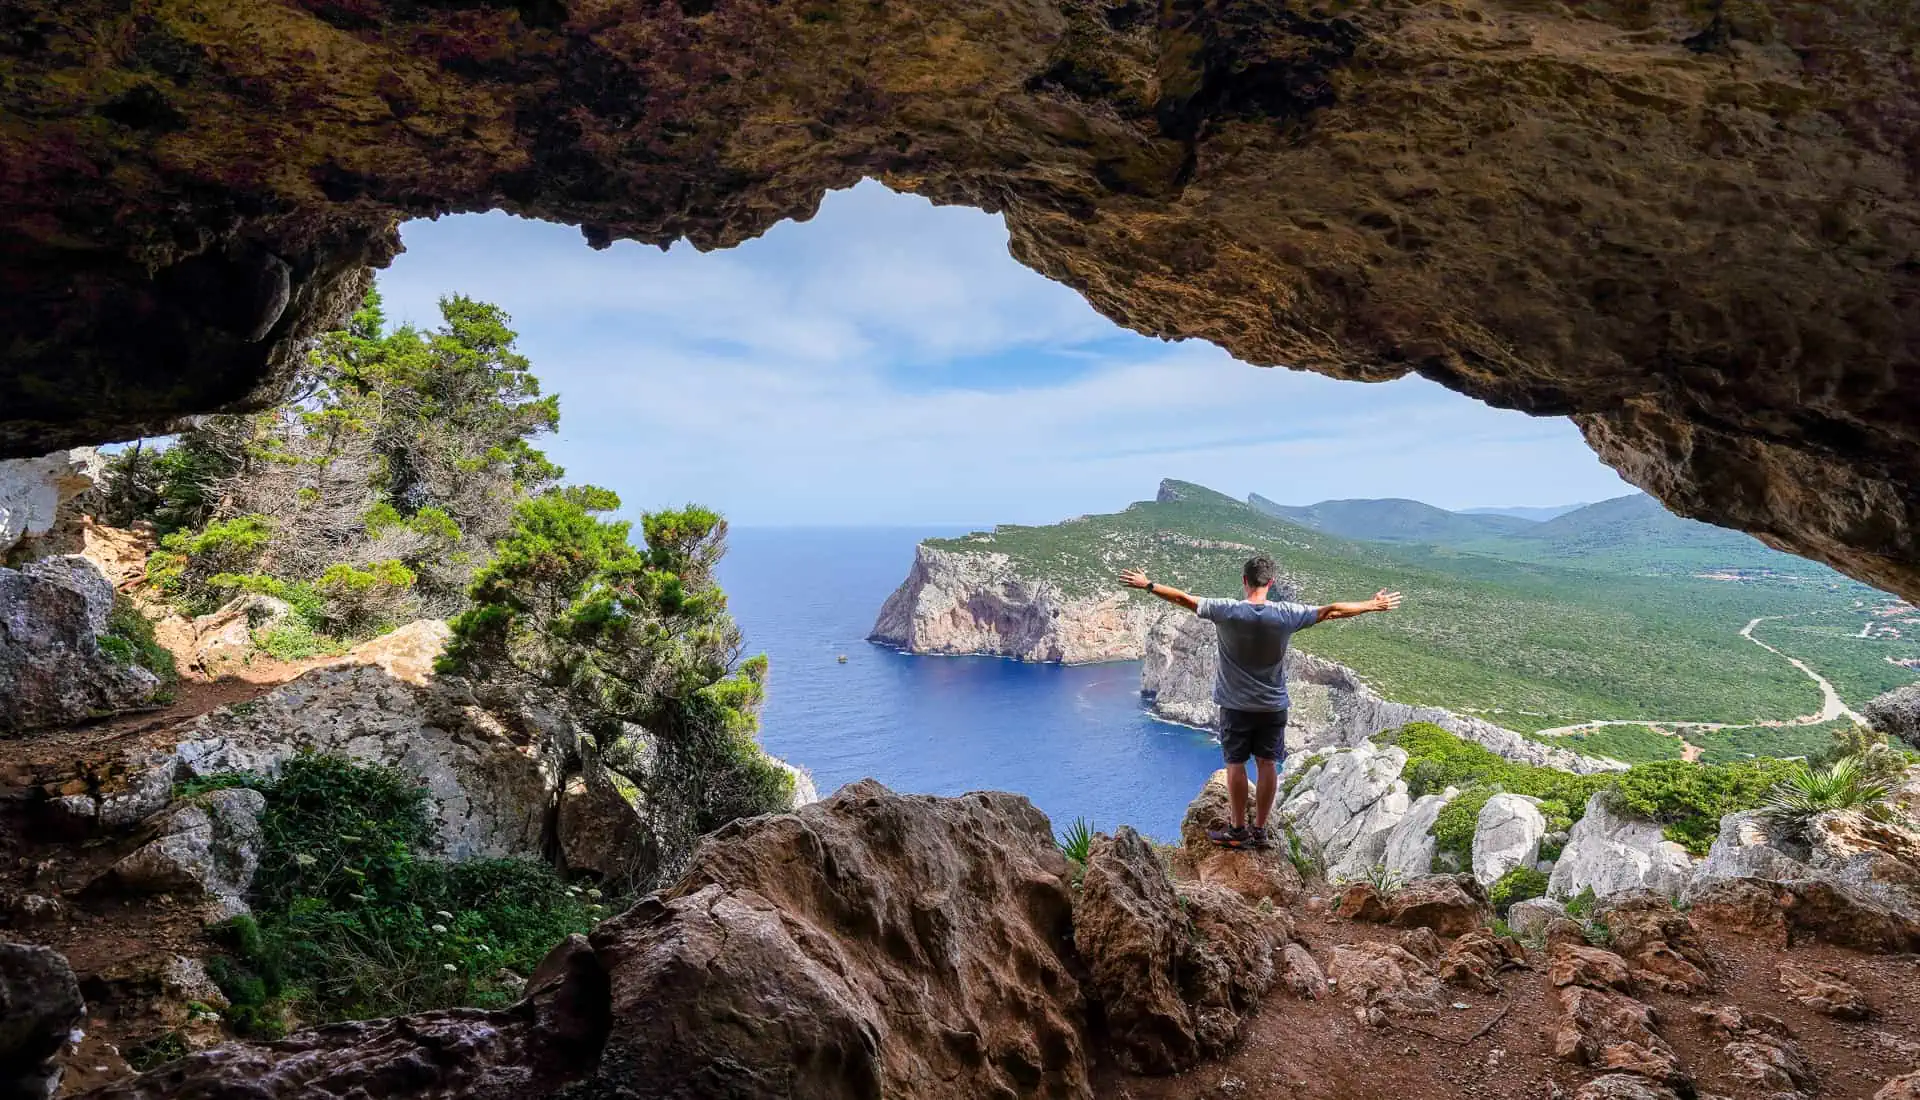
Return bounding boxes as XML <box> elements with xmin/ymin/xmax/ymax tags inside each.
<box><xmin>1140</xmin><ymin>614</ymin><xmax>1620</xmax><ymax>775</ymax></box>
<box><xmin>868</xmin><ymin>544</ymin><xmax>1171</xmax><ymax>663</ymax></box>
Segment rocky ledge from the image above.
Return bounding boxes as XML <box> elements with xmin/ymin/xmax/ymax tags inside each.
<box><xmin>869</xmin><ymin>543</ymin><xmax>1172</xmax><ymax>663</ymax></box>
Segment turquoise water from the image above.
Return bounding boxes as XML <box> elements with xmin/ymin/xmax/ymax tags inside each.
<box><xmin>718</xmin><ymin>527</ymin><xmax>1226</xmax><ymax>840</ymax></box>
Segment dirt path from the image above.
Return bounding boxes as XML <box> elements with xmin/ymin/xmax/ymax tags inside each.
<box><xmin>1534</xmin><ymin>612</ymin><xmax>1864</xmax><ymax>742</ymax></box>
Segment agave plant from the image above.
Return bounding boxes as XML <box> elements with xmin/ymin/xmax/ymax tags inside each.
<box><xmin>1759</xmin><ymin>755</ymin><xmax>1896</xmax><ymax>835</ymax></box>
<box><xmin>1056</xmin><ymin>817</ymin><xmax>1094</xmax><ymax>865</ymax></box>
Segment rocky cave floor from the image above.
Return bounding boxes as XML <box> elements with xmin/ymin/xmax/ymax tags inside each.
<box><xmin>1095</xmin><ymin>905</ymin><xmax>1920</xmax><ymax>1100</ymax></box>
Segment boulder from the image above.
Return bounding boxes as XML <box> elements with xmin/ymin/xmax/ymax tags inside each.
<box><xmin>1381</xmin><ymin>790</ymin><xmax>1455</xmax><ymax>880</ymax></box>
<box><xmin>1333</xmin><ymin>882</ymin><xmax>1390</xmax><ymax>923</ymax></box>
<box><xmin>1278</xmin><ymin>742</ymin><xmax>1410</xmax><ymax>882</ymax></box>
<box><xmin>1326</xmin><ymin>942</ymin><xmax>1445</xmax><ymax>1028</ymax></box>
<box><xmin>1693</xmin><ymin>1004</ymin><xmax>1814</xmax><ymax>1099</ymax></box>
<box><xmin>1553</xmin><ymin>985</ymin><xmax>1688</xmax><ymax>1090</ymax></box>
<box><xmin>1549</xmin><ymin>793</ymin><xmax>1694</xmax><ymax>902</ymax></box>
<box><xmin>0</xmin><ymin>559</ymin><xmax>159</xmax><ymax>732</ymax></box>
<box><xmin>1696</xmin><ymin>807</ymin><xmax>1920</xmax><ymax>923</ymax></box>
<box><xmin>82</xmin><ymin>935</ymin><xmax>610</xmax><ymax>1100</ymax></box>
<box><xmin>23</xmin><ymin>554</ymin><xmax>115</xmax><ymax>635</ymax></box>
<box><xmin>0</xmin><ymin>943</ymin><xmax>84</xmax><ymax>1100</ymax></box>
<box><xmin>0</xmin><ymin>448</ymin><xmax>100</xmax><ymax>557</ymax></box>
<box><xmin>330</xmin><ymin>618</ymin><xmax>447</xmax><ymax>685</ymax></box>
<box><xmin>1548</xmin><ymin>944</ymin><xmax>1635</xmax><ymax>994</ymax></box>
<box><xmin>1776</xmin><ymin>962</ymin><xmax>1870</xmax><ymax>1020</ymax></box>
<box><xmin>1437</xmin><ymin>928</ymin><xmax>1522</xmax><ymax>992</ymax></box>
<box><xmin>1386</xmin><ymin>873</ymin><xmax>1491</xmax><ymax>937</ymax></box>
<box><xmin>1396</xmin><ymin>926</ymin><xmax>1443</xmax><ymax>964</ymax></box>
<box><xmin>1593</xmin><ymin>893</ymin><xmax>1711</xmax><ymax>995</ymax></box>
<box><xmin>1686</xmin><ymin>875</ymin><xmax>1920</xmax><ymax>953</ymax></box>
<box><xmin>1173</xmin><ymin>770</ymin><xmax>1304</xmax><ymax>905</ymax></box>
<box><xmin>94</xmin><ymin>788</ymin><xmax>265</xmax><ymax>919</ymax></box>
<box><xmin>1073</xmin><ymin>826</ymin><xmax>1280</xmax><ymax>1073</ymax></box>
<box><xmin>1879</xmin><ymin>1073</ymin><xmax>1920</xmax><ymax>1100</ymax></box>
<box><xmin>1865</xmin><ymin>684</ymin><xmax>1920</xmax><ymax>751</ymax></box>
<box><xmin>1508</xmin><ymin>896</ymin><xmax>1567</xmax><ymax>940</ymax></box>
<box><xmin>1473</xmin><ymin>793</ymin><xmax>1546</xmax><ymax>888</ymax></box>
<box><xmin>556</xmin><ymin>769</ymin><xmax>655</xmax><ymax>882</ymax></box>
<box><xmin>1278</xmin><ymin>944</ymin><xmax>1328</xmax><ymax>1000</ymax></box>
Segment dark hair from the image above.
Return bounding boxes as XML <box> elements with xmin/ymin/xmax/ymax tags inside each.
<box><xmin>1243</xmin><ymin>555</ymin><xmax>1276</xmax><ymax>590</ymax></box>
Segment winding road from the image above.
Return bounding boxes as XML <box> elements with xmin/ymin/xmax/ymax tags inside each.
<box><xmin>1534</xmin><ymin>613</ymin><xmax>1865</xmax><ymax>744</ymax></box>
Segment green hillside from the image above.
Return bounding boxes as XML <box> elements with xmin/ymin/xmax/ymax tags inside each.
<box><xmin>928</xmin><ymin>480</ymin><xmax>1906</xmax><ymax>741</ymax></box>
<box><xmin>1248</xmin><ymin>495</ymin><xmax>1534</xmax><ymax>543</ymax></box>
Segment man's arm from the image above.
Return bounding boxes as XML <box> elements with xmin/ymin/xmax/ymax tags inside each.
<box><xmin>1315</xmin><ymin>589</ymin><xmax>1403</xmax><ymax>623</ymax></box>
<box><xmin>1117</xmin><ymin>568</ymin><xmax>1200</xmax><ymax>612</ymax></box>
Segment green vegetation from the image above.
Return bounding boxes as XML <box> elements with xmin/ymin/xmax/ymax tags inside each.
<box><xmin>1057</xmin><ymin>817</ymin><xmax>1093</xmax><ymax>865</ymax></box>
<box><xmin>1559</xmin><ymin>725</ymin><xmax>1684</xmax><ymax>764</ymax></box>
<box><xmin>1759</xmin><ymin>756</ymin><xmax>1897</xmax><ymax>837</ymax></box>
<box><xmin>1387</xmin><ymin>722</ymin><xmax>1798</xmax><ymax>857</ymax></box>
<box><xmin>1564</xmin><ymin>885</ymin><xmax>1598</xmax><ymax>920</ymax></box>
<box><xmin>930</xmin><ymin>481</ymin><xmax>1874</xmax><ymax>734</ymax></box>
<box><xmin>98</xmin><ymin>594</ymin><xmax>178</xmax><ymax>693</ymax></box>
<box><xmin>1489</xmin><ymin>867</ymin><xmax>1549</xmax><ymax>915</ymax></box>
<box><xmin>1749</xmin><ymin>616</ymin><xmax>1920</xmax><ymax>708</ymax></box>
<box><xmin>1686</xmin><ymin>720</ymin><xmax>1852</xmax><ymax>765</ymax></box>
<box><xmin>202</xmin><ymin>755</ymin><xmax>606</xmax><ymax>1033</ymax></box>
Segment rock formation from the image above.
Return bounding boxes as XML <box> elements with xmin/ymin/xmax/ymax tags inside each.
<box><xmin>870</xmin><ymin>543</ymin><xmax>1169</xmax><ymax>663</ymax></box>
<box><xmin>6</xmin><ymin>1</ymin><xmax>1920</xmax><ymax>600</ymax></box>
<box><xmin>1472</xmin><ymin>792</ymin><xmax>1546</xmax><ymax>887</ymax></box>
<box><xmin>1866</xmin><ymin>684</ymin><xmax>1920</xmax><ymax>751</ymax></box>
<box><xmin>1144</xmin><ymin>623</ymin><xmax>1619</xmax><ymax>774</ymax></box>
<box><xmin>0</xmin><ymin>449</ymin><xmax>100</xmax><ymax>560</ymax></box>
<box><xmin>1550</xmin><ymin>792</ymin><xmax>1697</xmax><ymax>902</ymax></box>
<box><xmin>0</xmin><ymin>556</ymin><xmax>159</xmax><ymax>733</ymax></box>
<box><xmin>1275</xmin><ymin>742</ymin><xmax>1411</xmax><ymax>882</ymax></box>
<box><xmin>1686</xmin><ymin>807</ymin><xmax>1920</xmax><ymax>941</ymax></box>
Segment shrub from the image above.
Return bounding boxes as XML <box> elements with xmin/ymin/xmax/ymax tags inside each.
<box><xmin>1759</xmin><ymin>755</ymin><xmax>1896</xmax><ymax>836</ymax></box>
<box><xmin>100</xmin><ymin>595</ymin><xmax>178</xmax><ymax>690</ymax></box>
<box><xmin>1057</xmin><ymin>817</ymin><xmax>1093</xmax><ymax>865</ymax></box>
<box><xmin>148</xmin><ymin>515</ymin><xmax>275</xmax><ymax>611</ymax></box>
<box><xmin>1386</xmin><ymin>722</ymin><xmax>1611</xmax><ymax>836</ymax></box>
<box><xmin>1431</xmin><ymin>786</ymin><xmax>1495</xmax><ymax>865</ymax></box>
<box><xmin>1607</xmin><ymin>758</ymin><xmax>1798</xmax><ymax>855</ymax></box>
<box><xmin>314</xmin><ymin>559</ymin><xmax>417</xmax><ymax>634</ymax></box>
<box><xmin>1489</xmin><ymin>866</ymin><xmax>1549</xmax><ymax>915</ymax></box>
<box><xmin>205</xmin><ymin>754</ymin><xmax>607</xmax><ymax>1031</ymax></box>
<box><xmin>1564</xmin><ymin>885</ymin><xmax>1599</xmax><ymax>920</ymax></box>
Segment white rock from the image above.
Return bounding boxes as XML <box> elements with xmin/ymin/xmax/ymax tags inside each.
<box><xmin>1507</xmin><ymin>896</ymin><xmax>1565</xmax><ymax>939</ymax></box>
<box><xmin>1473</xmin><ymin>793</ymin><xmax>1546</xmax><ymax>887</ymax></box>
<box><xmin>1381</xmin><ymin>790</ymin><xmax>1456</xmax><ymax>880</ymax></box>
<box><xmin>0</xmin><ymin>448</ymin><xmax>100</xmax><ymax>556</ymax></box>
<box><xmin>1280</xmin><ymin>743</ymin><xmax>1411</xmax><ymax>882</ymax></box>
<box><xmin>1548</xmin><ymin>793</ymin><xmax>1694</xmax><ymax>901</ymax></box>
<box><xmin>1140</xmin><ymin>615</ymin><xmax>1218</xmax><ymax>729</ymax></box>
<box><xmin>101</xmin><ymin>788</ymin><xmax>265</xmax><ymax>919</ymax></box>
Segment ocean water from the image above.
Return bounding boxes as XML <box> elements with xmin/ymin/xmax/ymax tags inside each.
<box><xmin>718</xmin><ymin>526</ymin><xmax>1227</xmax><ymax>840</ymax></box>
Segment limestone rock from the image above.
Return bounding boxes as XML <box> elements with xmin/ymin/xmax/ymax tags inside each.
<box><xmin>871</xmin><ymin>544</ymin><xmax>1169</xmax><ymax>663</ymax></box>
<box><xmin>1865</xmin><ymin>685</ymin><xmax>1920</xmax><ymax>751</ymax></box>
<box><xmin>1509</xmin><ymin>896</ymin><xmax>1567</xmax><ymax>941</ymax></box>
<box><xmin>0</xmin><ymin>942</ymin><xmax>84</xmax><ymax>1100</ymax></box>
<box><xmin>1689</xmin><ymin>809</ymin><xmax>1920</xmax><ymax>946</ymax></box>
<box><xmin>0</xmin><ymin>560</ymin><xmax>159</xmax><ymax>733</ymax></box>
<box><xmin>1386</xmin><ymin>874</ymin><xmax>1491</xmax><ymax>937</ymax></box>
<box><xmin>330</xmin><ymin>618</ymin><xmax>448</xmax><ymax>686</ymax></box>
<box><xmin>96</xmin><ymin>788</ymin><xmax>265</xmax><ymax>919</ymax></box>
<box><xmin>76</xmin><ymin>519</ymin><xmax>154</xmax><ymax>592</ymax></box>
<box><xmin>1279</xmin><ymin>944</ymin><xmax>1328</xmax><ymax>1001</ymax></box>
<box><xmin>555</xmin><ymin>769</ymin><xmax>653</xmax><ymax>882</ymax></box>
<box><xmin>1396</xmin><ymin>926</ymin><xmax>1443</xmax><ymax>964</ymax></box>
<box><xmin>1553</xmin><ymin>985</ymin><xmax>1688</xmax><ymax>1090</ymax></box>
<box><xmin>1776</xmin><ymin>962</ymin><xmax>1869</xmax><ymax>1020</ymax></box>
<box><xmin>1140</xmin><ymin>614</ymin><xmax>1220</xmax><ymax>729</ymax></box>
<box><xmin>1549</xmin><ymin>794</ymin><xmax>1695</xmax><ymax>902</ymax></box>
<box><xmin>1326</xmin><ymin>942</ymin><xmax>1445</xmax><ymax>1028</ymax></box>
<box><xmin>22</xmin><ymin>554</ymin><xmax>115</xmax><ymax>636</ymax></box>
<box><xmin>1473</xmin><ymin>793</ymin><xmax>1546</xmax><ymax>888</ymax></box>
<box><xmin>1381</xmin><ymin>790</ymin><xmax>1455</xmax><ymax>881</ymax></box>
<box><xmin>1687</xmin><ymin>875</ymin><xmax>1920</xmax><ymax>953</ymax></box>
<box><xmin>0</xmin><ymin>449</ymin><xmax>100</xmax><ymax>557</ymax></box>
<box><xmin>590</xmin><ymin>780</ymin><xmax>1091</xmax><ymax>1098</ymax></box>
<box><xmin>1279</xmin><ymin>742</ymin><xmax>1411</xmax><ymax>882</ymax></box>
<box><xmin>1574</xmin><ymin>1076</ymin><xmax>1685</xmax><ymax>1100</ymax></box>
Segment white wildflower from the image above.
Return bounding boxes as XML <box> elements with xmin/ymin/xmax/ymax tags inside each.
<box><xmin>443</xmin><ymin>963</ymin><xmax>457</xmax><ymax>973</ymax></box>
<box><xmin>293</xmin><ymin>853</ymin><xmax>316</xmax><ymax>867</ymax></box>
<box><xmin>431</xmin><ymin>924</ymin><xmax>448</xmax><ymax>934</ymax></box>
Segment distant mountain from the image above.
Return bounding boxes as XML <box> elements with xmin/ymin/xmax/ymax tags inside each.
<box><xmin>1460</xmin><ymin>504</ymin><xmax>1588</xmax><ymax>522</ymax></box>
<box><xmin>1247</xmin><ymin>494</ymin><xmax>1537</xmax><ymax>543</ymax></box>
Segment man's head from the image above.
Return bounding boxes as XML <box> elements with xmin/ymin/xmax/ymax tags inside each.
<box><xmin>1242</xmin><ymin>555</ymin><xmax>1276</xmax><ymax>597</ymax></box>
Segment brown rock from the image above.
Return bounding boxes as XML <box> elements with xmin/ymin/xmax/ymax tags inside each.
<box><xmin>1689</xmin><ymin>875</ymin><xmax>1920</xmax><ymax>953</ymax></box>
<box><xmin>1878</xmin><ymin>1072</ymin><xmax>1920</xmax><ymax>1100</ymax></box>
<box><xmin>1326</xmin><ymin>942</ymin><xmax>1445</xmax><ymax>1027</ymax></box>
<box><xmin>1573</xmin><ymin>1075</ymin><xmax>1684</xmax><ymax>1100</ymax></box>
<box><xmin>1387</xmin><ymin>874</ymin><xmax>1491</xmax><ymax>937</ymax></box>
<box><xmin>1777</xmin><ymin>962</ymin><xmax>1870</xmax><ymax>1020</ymax></box>
<box><xmin>1</xmin><ymin>943</ymin><xmax>84</xmax><ymax>1100</ymax></box>
<box><xmin>555</xmin><ymin>770</ymin><xmax>655</xmax><ymax>882</ymax></box>
<box><xmin>1172</xmin><ymin>882</ymin><xmax>1285</xmax><ymax>1057</ymax></box>
<box><xmin>1173</xmin><ymin>773</ymin><xmax>1305</xmax><ymax>907</ymax></box>
<box><xmin>1595</xmin><ymin>892</ymin><xmax>1711</xmax><ymax>994</ymax></box>
<box><xmin>1545</xmin><ymin>917</ymin><xmax>1591</xmax><ymax>950</ymax></box>
<box><xmin>1439</xmin><ymin>929</ymin><xmax>1523</xmax><ymax>993</ymax></box>
<box><xmin>1554</xmin><ymin>986</ymin><xmax>1688</xmax><ymax>1090</ymax></box>
<box><xmin>1693</xmin><ymin>1004</ymin><xmax>1814</xmax><ymax>1098</ymax></box>
<box><xmin>1548</xmin><ymin>944</ymin><xmax>1635</xmax><ymax>994</ymax></box>
<box><xmin>1279</xmin><ymin>943</ymin><xmax>1329</xmax><ymax>1001</ymax></box>
<box><xmin>1396</xmin><ymin>926</ymin><xmax>1442</xmax><ymax>963</ymax></box>
<box><xmin>1334</xmin><ymin>882</ymin><xmax>1390</xmax><ymax>923</ymax></box>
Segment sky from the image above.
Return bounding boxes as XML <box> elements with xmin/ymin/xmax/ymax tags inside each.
<box><xmin>375</xmin><ymin>181</ymin><xmax>1631</xmax><ymax>528</ymax></box>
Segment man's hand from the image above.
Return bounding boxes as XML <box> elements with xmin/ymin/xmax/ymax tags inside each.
<box><xmin>1120</xmin><ymin>568</ymin><xmax>1200</xmax><ymax>610</ymax></box>
<box><xmin>1317</xmin><ymin>588</ymin><xmax>1405</xmax><ymax>622</ymax></box>
<box><xmin>1117</xmin><ymin>569</ymin><xmax>1151</xmax><ymax>590</ymax></box>
<box><xmin>1371</xmin><ymin>589</ymin><xmax>1403</xmax><ymax>612</ymax></box>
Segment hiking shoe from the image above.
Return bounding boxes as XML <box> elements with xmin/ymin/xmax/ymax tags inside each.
<box><xmin>1207</xmin><ymin>824</ymin><xmax>1251</xmax><ymax>849</ymax></box>
<box><xmin>1248</xmin><ymin>825</ymin><xmax>1271</xmax><ymax>849</ymax></box>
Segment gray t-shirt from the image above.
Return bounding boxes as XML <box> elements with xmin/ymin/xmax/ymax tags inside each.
<box><xmin>1194</xmin><ymin>598</ymin><xmax>1321</xmax><ymax>712</ymax></box>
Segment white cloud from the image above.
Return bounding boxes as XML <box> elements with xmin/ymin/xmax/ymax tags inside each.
<box><xmin>377</xmin><ymin>182</ymin><xmax>1630</xmax><ymax>526</ymax></box>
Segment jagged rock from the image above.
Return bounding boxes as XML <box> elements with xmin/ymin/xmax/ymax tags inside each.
<box><xmin>589</xmin><ymin>781</ymin><xmax>1091</xmax><ymax>1097</ymax></box>
<box><xmin>0</xmin><ymin>942</ymin><xmax>84</xmax><ymax>1100</ymax></box>
<box><xmin>1544</xmin><ymin>917</ymin><xmax>1590</xmax><ymax>950</ymax></box>
<box><xmin>1140</xmin><ymin>614</ymin><xmax>1221</xmax><ymax>728</ymax></box>
<box><xmin>1381</xmin><ymin>790</ymin><xmax>1456</xmax><ymax>880</ymax></box>
<box><xmin>1073</xmin><ymin>826</ymin><xmax>1279</xmax><ymax>1074</ymax></box>
<box><xmin>1334</xmin><ymin>882</ymin><xmax>1390</xmax><ymax>923</ymax></box>
<box><xmin>1687</xmin><ymin>875</ymin><xmax>1920</xmax><ymax>953</ymax></box>
<box><xmin>1548</xmin><ymin>944</ymin><xmax>1635</xmax><ymax>994</ymax></box>
<box><xmin>1326</xmin><ymin>942</ymin><xmax>1445</xmax><ymax>1028</ymax></box>
<box><xmin>1473</xmin><ymin>793</ymin><xmax>1546</xmax><ymax>888</ymax></box>
<box><xmin>0</xmin><ymin>449</ymin><xmax>100</xmax><ymax>557</ymax></box>
<box><xmin>1279</xmin><ymin>743</ymin><xmax>1411</xmax><ymax>882</ymax></box>
<box><xmin>555</xmin><ymin>770</ymin><xmax>653</xmax><ymax>882</ymax></box>
<box><xmin>1438</xmin><ymin>929</ymin><xmax>1522</xmax><ymax>992</ymax></box>
<box><xmin>22</xmin><ymin>555</ymin><xmax>115</xmax><ymax>636</ymax></box>
<box><xmin>1866</xmin><ymin>685</ymin><xmax>1920</xmax><ymax>751</ymax></box>
<box><xmin>85</xmin><ymin>935</ymin><xmax>610</xmax><ymax>1100</ymax></box>
<box><xmin>1694</xmin><ymin>1004</ymin><xmax>1814</xmax><ymax>1099</ymax></box>
<box><xmin>1689</xmin><ymin>809</ymin><xmax>1920</xmax><ymax>949</ymax></box>
<box><xmin>1171</xmin><ymin>770</ymin><xmax>1306</xmax><ymax>906</ymax></box>
<box><xmin>1594</xmin><ymin>893</ymin><xmax>1711</xmax><ymax>995</ymax></box>
<box><xmin>1879</xmin><ymin>1072</ymin><xmax>1920</xmax><ymax>1100</ymax></box>
<box><xmin>1573</xmin><ymin>1076</ymin><xmax>1684</xmax><ymax>1100</ymax></box>
<box><xmin>1</xmin><ymin>893</ymin><xmax>63</xmax><ymax>927</ymax></box>
<box><xmin>1509</xmin><ymin>897</ymin><xmax>1567</xmax><ymax>940</ymax></box>
<box><xmin>94</xmin><ymin>788</ymin><xmax>265</xmax><ymax>919</ymax></box>
<box><xmin>330</xmin><ymin>618</ymin><xmax>447</xmax><ymax>686</ymax></box>
<box><xmin>1278</xmin><ymin>944</ymin><xmax>1328</xmax><ymax>1001</ymax></box>
<box><xmin>1386</xmin><ymin>874</ymin><xmax>1491</xmax><ymax>937</ymax></box>
<box><xmin>871</xmin><ymin>544</ymin><xmax>1168</xmax><ymax>663</ymax></box>
<box><xmin>0</xmin><ymin>557</ymin><xmax>159</xmax><ymax>733</ymax></box>
<box><xmin>1776</xmin><ymin>962</ymin><xmax>1870</xmax><ymax>1020</ymax></box>
<box><xmin>1396</xmin><ymin>926</ymin><xmax>1443</xmax><ymax>964</ymax></box>
<box><xmin>1549</xmin><ymin>794</ymin><xmax>1695</xmax><ymax>902</ymax></box>
<box><xmin>1553</xmin><ymin>985</ymin><xmax>1688</xmax><ymax>1090</ymax></box>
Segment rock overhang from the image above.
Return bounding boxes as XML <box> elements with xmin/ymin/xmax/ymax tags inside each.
<box><xmin>1</xmin><ymin>0</ymin><xmax>1916</xmax><ymax>596</ymax></box>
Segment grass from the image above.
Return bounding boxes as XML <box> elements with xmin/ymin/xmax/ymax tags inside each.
<box><xmin>927</xmin><ymin>481</ymin><xmax>1872</xmax><ymax>733</ymax></box>
<box><xmin>202</xmin><ymin>754</ymin><xmax>611</xmax><ymax>1035</ymax></box>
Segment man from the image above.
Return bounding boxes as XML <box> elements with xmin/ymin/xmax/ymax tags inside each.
<box><xmin>1119</xmin><ymin>557</ymin><xmax>1401</xmax><ymax>849</ymax></box>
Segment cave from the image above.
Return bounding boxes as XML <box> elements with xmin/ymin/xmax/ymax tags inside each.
<box><xmin>1</xmin><ymin>0</ymin><xmax>1916</xmax><ymax>598</ymax></box>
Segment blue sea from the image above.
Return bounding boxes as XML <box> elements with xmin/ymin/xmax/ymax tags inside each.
<box><xmin>718</xmin><ymin>526</ymin><xmax>1227</xmax><ymax>840</ymax></box>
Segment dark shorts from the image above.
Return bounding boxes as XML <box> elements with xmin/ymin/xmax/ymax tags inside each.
<box><xmin>1219</xmin><ymin>707</ymin><xmax>1287</xmax><ymax>765</ymax></box>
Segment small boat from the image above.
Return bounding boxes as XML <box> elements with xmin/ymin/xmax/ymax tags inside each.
<box><xmin>837</xmin><ymin>654</ymin><xmax>849</xmax><ymax>663</ymax></box>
